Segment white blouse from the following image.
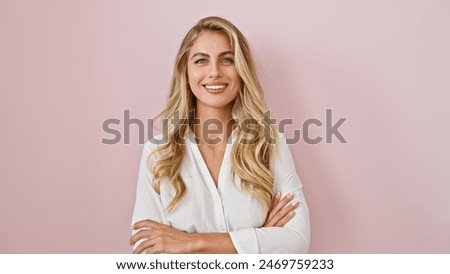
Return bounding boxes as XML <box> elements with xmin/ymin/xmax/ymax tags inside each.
<box><xmin>132</xmin><ymin>130</ymin><xmax>311</xmax><ymax>253</ymax></box>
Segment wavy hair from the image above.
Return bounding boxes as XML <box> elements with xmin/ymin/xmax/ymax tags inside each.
<box><xmin>150</xmin><ymin>16</ymin><xmax>278</xmax><ymax>212</ymax></box>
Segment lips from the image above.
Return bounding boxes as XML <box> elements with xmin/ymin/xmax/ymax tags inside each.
<box><xmin>203</xmin><ymin>84</ymin><xmax>228</xmax><ymax>93</ymax></box>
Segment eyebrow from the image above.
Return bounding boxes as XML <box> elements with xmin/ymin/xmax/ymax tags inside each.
<box><xmin>191</xmin><ymin>51</ymin><xmax>234</xmax><ymax>60</ymax></box>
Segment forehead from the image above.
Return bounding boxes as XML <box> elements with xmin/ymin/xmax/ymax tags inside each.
<box><xmin>189</xmin><ymin>31</ymin><xmax>232</xmax><ymax>56</ymax></box>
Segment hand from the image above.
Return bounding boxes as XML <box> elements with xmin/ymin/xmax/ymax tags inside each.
<box><xmin>263</xmin><ymin>192</ymin><xmax>300</xmax><ymax>227</ymax></box>
<box><xmin>130</xmin><ymin>220</ymin><xmax>195</xmax><ymax>254</ymax></box>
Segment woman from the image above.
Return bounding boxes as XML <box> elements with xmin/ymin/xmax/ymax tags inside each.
<box><xmin>130</xmin><ymin>16</ymin><xmax>310</xmax><ymax>254</ymax></box>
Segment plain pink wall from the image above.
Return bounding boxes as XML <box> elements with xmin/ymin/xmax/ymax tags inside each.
<box><xmin>1</xmin><ymin>0</ymin><xmax>449</xmax><ymax>253</ymax></box>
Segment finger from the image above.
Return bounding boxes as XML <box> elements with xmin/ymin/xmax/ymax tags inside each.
<box><xmin>268</xmin><ymin>193</ymin><xmax>292</xmax><ymax>219</ymax></box>
<box><xmin>266</xmin><ymin>201</ymin><xmax>300</xmax><ymax>227</ymax></box>
<box><xmin>132</xmin><ymin>219</ymin><xmax>159</xmax><ymax>230</ymax></box>
<box><xmin>271</xmin><ymin>192</ymin><xmax>281</xmax><ymax>209</ymax></box>
<box><xmin>133</xmin><ymin>237</ymin><xmax>160</xmax><ymax>254</ymax></box>
<box><xmin>270</xmin><ymin>193</ymin><xmax>294</xmax><ymax>217</ymax></box>
<box><xmin>276</xmin><ymin>201</ymin><xmax>300</xmax><ymax>220</ymax></box>
<box><xmin>266</xmin><ymin>192</ymin><xmax>281</xmax><ymax>224</ymax></box>
<box><xmin>130</xmin><ymin>228</ymin><xmax>154</xmax><ymax>246</ymax></box>
<box><xmin>266</xmin><ymin>193</ymin><xmax>295</xmax><ymax>225</ymax></box>
<box><xmin>133</xmin><ymin>238</ymin><xmax>151</xmax><ymax>254</ymax></box>
<box><xmin>264</xmin><ymin>217</ymin><xmax>276</xmax><ymax>227</ymax></box>
<box><xmin>275</xmin><ymin>211</ymin><xmax>295</xmax><ymax>227</ymax></box>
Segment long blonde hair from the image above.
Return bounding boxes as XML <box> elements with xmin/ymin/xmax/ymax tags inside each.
<box><xmin>150</xmin><ymin>16</ymin><xmax>278</xmax><ymax>212</ymax></box>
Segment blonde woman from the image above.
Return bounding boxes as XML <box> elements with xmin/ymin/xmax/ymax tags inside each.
<box><xmin>130</xmin><ymin>16</ymin><xmax>310</xmax><ymax>254</ymax></box>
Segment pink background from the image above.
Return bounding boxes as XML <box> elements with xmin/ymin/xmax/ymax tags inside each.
<box><xmin>1</xmin><ymin>0</ymin><xmax>449</xmax><ymax>253</ymax></box>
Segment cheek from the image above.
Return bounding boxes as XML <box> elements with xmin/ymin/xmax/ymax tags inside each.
<box><xmin>225</xmin><ymin>69</ymin><xmax>241</xmax><ymax>87</ymax></box>
<box><xmin>187</xmin><ymin>71</ymin><xmax>201</xmax><ymax>95</ymax></box>
<box><xmin>187</xmin><ymin>67</ymin><xmax>202</xmax><ymax>83</ymax></box>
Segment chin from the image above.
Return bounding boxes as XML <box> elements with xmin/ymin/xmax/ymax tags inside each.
<box><xmin>197</xmin><ymin>99</ymin><xmax>236</xmax><ymax>110</ymax></box>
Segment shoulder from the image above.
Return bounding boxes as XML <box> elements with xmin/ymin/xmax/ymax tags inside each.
<box><xmin>141</xmin><ymin>133</ymin><xmax>190</xmax><ymax>159</ymax></box>
<box><xmin>143</xmin><ymin>133</ymin><xmax>165</xmax><ymax>151</ymax></box>
<box><xmin>137</xmin><ymin>134</ymin><xmax>169</xmax><ymax>170</ymax></box>
<box><xmin>141</xmin><ymin>133</ymin><xmax>170</xmax><ymax>162</ymax></box>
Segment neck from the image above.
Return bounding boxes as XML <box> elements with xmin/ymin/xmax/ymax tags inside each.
<box><xmin>193</xmin><ymin>105</ymin><xmax>235</xmax><ymax>146</ymax></box>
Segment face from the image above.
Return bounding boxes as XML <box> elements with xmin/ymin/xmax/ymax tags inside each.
<box><xmin>187</xmin><ymin>31</ymin><xmax>241</xmax><ymax>112</ymax></box>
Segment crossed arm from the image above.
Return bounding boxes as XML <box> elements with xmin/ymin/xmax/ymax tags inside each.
<box><xmin>130</xmin><ymin>192</ymin><xmax>299</xmax><ymax>254</ymax></box>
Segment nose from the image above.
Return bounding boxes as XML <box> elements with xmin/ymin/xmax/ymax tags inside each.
<box><xmin>208</xmin><ymin>60</ymin><xmax>222</xmax><ymax>78</ymax></box>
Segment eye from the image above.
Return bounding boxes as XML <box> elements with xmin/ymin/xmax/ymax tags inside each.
<box><xmin>194</xmin><ymin>59</ymin><xmax>207</xmax><ymax>64</ymax></box>
<box><xmin>222</xmin><ymin>58</ymin><xmax>234</xmax><ymax>64</ymax></box>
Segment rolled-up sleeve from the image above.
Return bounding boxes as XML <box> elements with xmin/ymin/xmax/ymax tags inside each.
<box><xmin>229</xmin><ymin>133</ymin><xmax>311</xmax><ymax>253</ymax></box>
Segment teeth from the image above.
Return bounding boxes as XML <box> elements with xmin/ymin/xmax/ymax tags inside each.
<box><xmin>205</xmin><ymin>85</ymin><xmax>226</xmax><ymax>90</ymax></box>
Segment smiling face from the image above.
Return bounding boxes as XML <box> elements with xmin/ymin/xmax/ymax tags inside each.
<box><xmin>187</xmin><ymin>31</ymin><xmax>241</xmax><ymax>112</ymax></box>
